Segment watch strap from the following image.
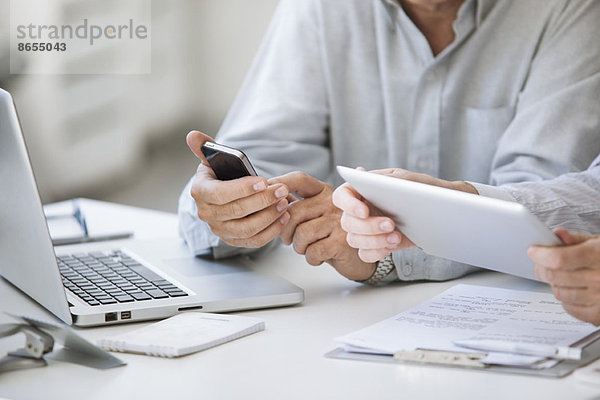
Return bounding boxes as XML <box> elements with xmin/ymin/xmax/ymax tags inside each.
<box><xmin>357</xmin><ymin>253</ymin><xmax>396</xmax><ymax>285</ymax></box>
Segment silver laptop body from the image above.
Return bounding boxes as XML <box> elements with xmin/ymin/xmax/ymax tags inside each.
<box><xmin>0</xmin><ymin>88</ymin><xmax>303</xmax><ymax>327</ymax></box>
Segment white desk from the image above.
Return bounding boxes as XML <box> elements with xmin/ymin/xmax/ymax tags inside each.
<box><xmin>0</xmin><ymin>199</ymin><xmax>598</xmax><ymax>400</ymax></box>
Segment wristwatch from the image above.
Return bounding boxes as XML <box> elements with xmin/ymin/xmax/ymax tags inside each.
<box><xmin>358</xmin><ymin>253</ymin><xmax>396</xmax><ymax>285</ymax></box>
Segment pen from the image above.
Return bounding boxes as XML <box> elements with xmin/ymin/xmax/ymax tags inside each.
<box><xmin>453</xmin><ymin>339</ymin><xmax>582</xmax><ymax>360</ymax></box>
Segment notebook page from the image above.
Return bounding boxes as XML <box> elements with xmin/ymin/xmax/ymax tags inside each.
<box><xmin>98</xmin><ymin>312</ymin><xmax>265</xmax><ymax>358</ymax></box>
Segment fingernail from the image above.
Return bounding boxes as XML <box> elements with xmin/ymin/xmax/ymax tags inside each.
<box><xmin>275</xmin><ymin>186</ymin><xmax>288</xmax><ymax>198</ymax></box>
<box><xmin>277</xmin><ymin>199</ymin><xmax>288</xmax><ymax>212</ymax></box>
<box><xmin>279</xmin><ymin>212</ymin><xmax>290</xmax><ymax>224</ymax></box>
<box><xmin>253</xmin><ymin>181</ymin><xmax>267</xmax><ymax>191</ymax></box>
<box><xmin>379</xmin><ymin>220</ymin><xmax>394</xmax><ymax>232</ymax></box>
<box><xmin>387</xmin><ymin>234</ymin><xmax>400</xmax><ymax>244</ymax></box>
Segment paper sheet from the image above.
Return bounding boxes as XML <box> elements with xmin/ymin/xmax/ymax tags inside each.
<box><xmin>336</xmin><ymin>284</ymin><xmax>599</xmax><ymax>367</ymax></box>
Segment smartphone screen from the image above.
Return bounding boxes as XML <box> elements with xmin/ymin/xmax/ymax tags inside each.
<box><xmin>201</xmin><ymin>142</ymin><xmax>257</xmax><ymax>181</ymax></box>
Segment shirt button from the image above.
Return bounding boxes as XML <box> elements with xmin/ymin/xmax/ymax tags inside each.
<box><xmin>402</xmin><ymin>264</ymin><xmax>413</xmax><ymax>277</ymax></box>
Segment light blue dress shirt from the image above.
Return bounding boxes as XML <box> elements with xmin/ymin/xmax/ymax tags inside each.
<box><xmin>179</xmin><ymin>0</ymin><xmax>600</xmax><ymax>280</ymax></box>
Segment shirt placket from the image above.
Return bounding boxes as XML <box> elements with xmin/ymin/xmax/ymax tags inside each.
<box><xmin>408</xmin><ymin>64</ymin><xmax>444</xmax><ymax>177</ymax></box>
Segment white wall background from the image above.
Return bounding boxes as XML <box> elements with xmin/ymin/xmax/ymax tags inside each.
<box><xmin>0</xmin><ymin>0</ymin><xmax>279</xmax><ymax>203</ymax></box>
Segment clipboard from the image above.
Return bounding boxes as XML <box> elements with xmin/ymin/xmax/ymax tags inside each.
<box><xmin>325</xmin><ymin>330</ymin><xmax>600</xmax><ymax>378</ymax></box>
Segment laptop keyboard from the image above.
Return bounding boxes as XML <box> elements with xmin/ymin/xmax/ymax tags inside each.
<box><xmin>58</xmin><ymin>250</ymin><xmax>188</xmax><ymax>306</ymax></box>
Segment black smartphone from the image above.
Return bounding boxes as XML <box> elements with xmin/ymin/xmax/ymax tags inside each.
<box><xmin>201</xmin><ymin>142</ymin><xmax>258</xmax><ymax>181</ymax></box>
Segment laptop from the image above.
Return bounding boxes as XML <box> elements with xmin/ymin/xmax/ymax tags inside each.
<box><xmin>0</xmin><ymin>88</ymin><xmax>303</xmax><ymax>327</ymax></box>
<box><xmin>337</xmin><ymin>166</ymin><xmax>561</xmax><ymax>280</ymax></box>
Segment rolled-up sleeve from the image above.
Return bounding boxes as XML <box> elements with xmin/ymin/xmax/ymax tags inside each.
<box><xmin>472</xmin><ymin>156</ymin><xmax>600</xmax><ymax>235</ymax></box>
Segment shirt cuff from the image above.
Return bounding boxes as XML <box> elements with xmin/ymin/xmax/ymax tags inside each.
<box><xmin>177</xmin><ymin>177</ymin><xmax>220</xmax><ymax>255</ymax></box>
<box><xmin>467</xmin><ymin>182</ymin><xmax>517</xmax><ymax>203</ymax></box>
<box><xmin>391</xmin><ymin>247</ymin><xmax>480</xmax><ymax>281</ymax></box>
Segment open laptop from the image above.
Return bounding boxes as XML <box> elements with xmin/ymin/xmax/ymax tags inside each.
<box><xmin>337</xmin><ymin>166</ymin><xmax>561</xmax><ymax>281</ymax></box>
<box><xmin>0</xmin><ymin>88</ymin><xmax>303</xmax><ymax>327</ymax></box>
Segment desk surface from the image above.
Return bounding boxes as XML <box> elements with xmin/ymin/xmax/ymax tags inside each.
<box><xmin>0</xmin><ymin>199</ymin><xmax>598</xmax><ymax>400</ymax></box>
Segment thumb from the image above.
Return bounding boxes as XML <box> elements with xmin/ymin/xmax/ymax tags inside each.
<box><xmin>554</xmin><ymin>227</ymin><xmax>589</xmax><ymax>246</ymax></box>
<box><xmin>186</xmin><ymin>131</ymin><xmax>215</xmax><ymax>163</ymax></box>
<box><xmin>269</xmin><ymin>172</ymin><xmax>324</xmax><ymax>199</ymax></box>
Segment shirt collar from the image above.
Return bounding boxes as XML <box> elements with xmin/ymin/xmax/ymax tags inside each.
<box><xmin>379</xmin><ymin>0</ymin><xmax>486</xmax><ymax>30</ymax></box>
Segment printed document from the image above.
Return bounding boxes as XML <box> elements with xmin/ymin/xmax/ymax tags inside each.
<box><xmin>336</xmin><ymin>284</ymin><xmax>599</xmax><ymax>367</ymax></box>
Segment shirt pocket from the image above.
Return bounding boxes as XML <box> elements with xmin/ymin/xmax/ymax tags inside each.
<box><xmin>459</xmin><ymin>105</ymin><xmax>516</xmax><ymax>183</ymax></box>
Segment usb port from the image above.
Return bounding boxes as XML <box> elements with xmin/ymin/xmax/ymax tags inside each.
<box><xmin>105</xmin><ymin>312</ymin><xmax>118</xmax><ymax>322</ymax></box>
<box><xmin>120</xmin><ymin>311</ymin><xmax>131</xmax><ymax>320</ymax></box>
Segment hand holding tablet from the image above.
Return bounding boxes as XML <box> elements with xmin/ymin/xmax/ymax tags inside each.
<box><xmin>334</xmin><ymin>166</ymin><xmax>560</xmax><ymax>281</ymax></box>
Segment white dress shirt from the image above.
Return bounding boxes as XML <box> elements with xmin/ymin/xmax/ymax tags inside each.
<box><xmin>179</xmin><ymin>0</ymin><xmax>600</xmax><ymax>280</ymax></box>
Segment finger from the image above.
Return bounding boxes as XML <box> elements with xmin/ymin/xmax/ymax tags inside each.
<box><xmin>304</xmin><ymin>241</ymin><xmax>334</xmax><ymax>266</ymax></box>
<box><xmin>224</xmin><ymin>212</ymin><xmax>290</xmax><ymax>249</ymax></box>
<box><xmin>332</xmin><ymin>183</ymin><xmax>370</xmax><ymax>219</ymax></box>
<box><xmin>561</xmin><ymin>303</ymin><xmax>600</xmax><ymax>326</ymax></box>
<box><xmin>291</xmin><ymin>217</ymin><xmax>333</xmax><ymax>255</ymax></box>
<box><xmin>551</xmin><ymin>285</ymin><xmax>597</xmax><ymax>306</ymax></box>
<box><xmin>193</xmin><ymin>173</ymin><xmax>275</xmax><ymax>206</ymax></box>
<box><xmin>269</xmin><ymin>171</ymin><xmax>324</xmax><ymax>199</ymax></box>
<box><xmin>215</xmin><ymin>200</ymin><xmax>289</xmax><ymax>241</ymax></box>
<box><xmin>527</xmin><ymin>240</ymin><xmax>597</xmax><ymax>271</ymax></box>
<box><xmin>534</xmin><ymin>263</ymin><xmax>550</xmax><ymax>283</ymax></box>
<box><xmin>554</xmin><ymin>228</ymin><xmax>591</xmax><ymax>246</ymax></box>
<box><xmin>345</xmin><ymin>231</ymin><xmax>405</xmax><ymax>251</ymax></box>
<box><xmin>340</xmin><ymin>212</ymin><xmax>395</xmax><ymax>235</ymax></box>
<box><xmin>303</xmin><ymin>232</ymin><xmax>350</xmax><ymax>266</ymax></box>
<box><xmin>186</xmin><ymin>131</ymin><xmax>215</xmax><ymax>162</ymax></box>
<box><xmin>279</xmin><ymin>194</ymin><xmax>333</xmax><ymax>245</ymax></box>
<box><xmin>537</xmin><ymin>267</ymin><xmax>599</xmax><ymax>288</ymax></box>
<box><xmin>193</xmin><ymin>161</ymin><xmax>216</xmax><ymax>180</ymax></box>
<box><xmin>358</xmin><ymin>248</ymin><xmax>392</xmax><ymax>264</ymax></box>
<box><xmin>207</xmin><ymin>185</ymin><xmax>289</xmax><ymax>222</ymax></box>
<box><xmin>368</xmin><ymin>168</ymin><xmax>403</xmax><ymax>176</ymax></box>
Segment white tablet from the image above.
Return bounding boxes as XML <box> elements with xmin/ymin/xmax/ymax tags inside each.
<box><xmin>337</xmin><ymin>166</ymin><xmax>561</xmax><ymax>280</ymax></box>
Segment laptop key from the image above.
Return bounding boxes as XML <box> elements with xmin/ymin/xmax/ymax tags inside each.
<box><xmin>114</xmin><ymin>295</ymin><xmax>135</xmax><ymax>303</ymax></box>
<box><xmin>145</xmin><ymin>289</ymin><xmax>169</xmax><ymax>299</ymax></box>
<box><xmin>98</xmin><ymin>298</ymin><xmax>118</xmax><ymax>305</ymax></box>
<box><xmin>128</xmin><ymin>265</ymin><xmax>163</xmax><ymax>283</ymax></box>
<box><xmin>158</xmin><ymin>285</ymin><xmax>179</xmax><ymax>291</ymax></box>
<box><xmin>131</xmin><ymin>292</ymin><xmax>152</xmax><ymax>301</ymax></box>
<box><xmin>137</xmin><ymin>284</ymin><xmax>155</xmax><ymax>290</ymax></box>
<box><xmin>167</xmin><ymin>291</ymin><xmax>188</xmax><ymax>297</ymax></box>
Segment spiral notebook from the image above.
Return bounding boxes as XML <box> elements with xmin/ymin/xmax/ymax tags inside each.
<box><xmin>97</xmin><ymin>312</ymin><xmax>265</xmax><ymax>358</ymax></box>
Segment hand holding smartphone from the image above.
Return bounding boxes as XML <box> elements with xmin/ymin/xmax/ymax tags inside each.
<box><xmin>192</xmin><ymin>137</ymin><xmax>290</xmax><ymax>248</ymax></box>
<box><xmin>201</xmin><ymin>142</ymin><xmax>257</xmax><ymax>181</ymax></box>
